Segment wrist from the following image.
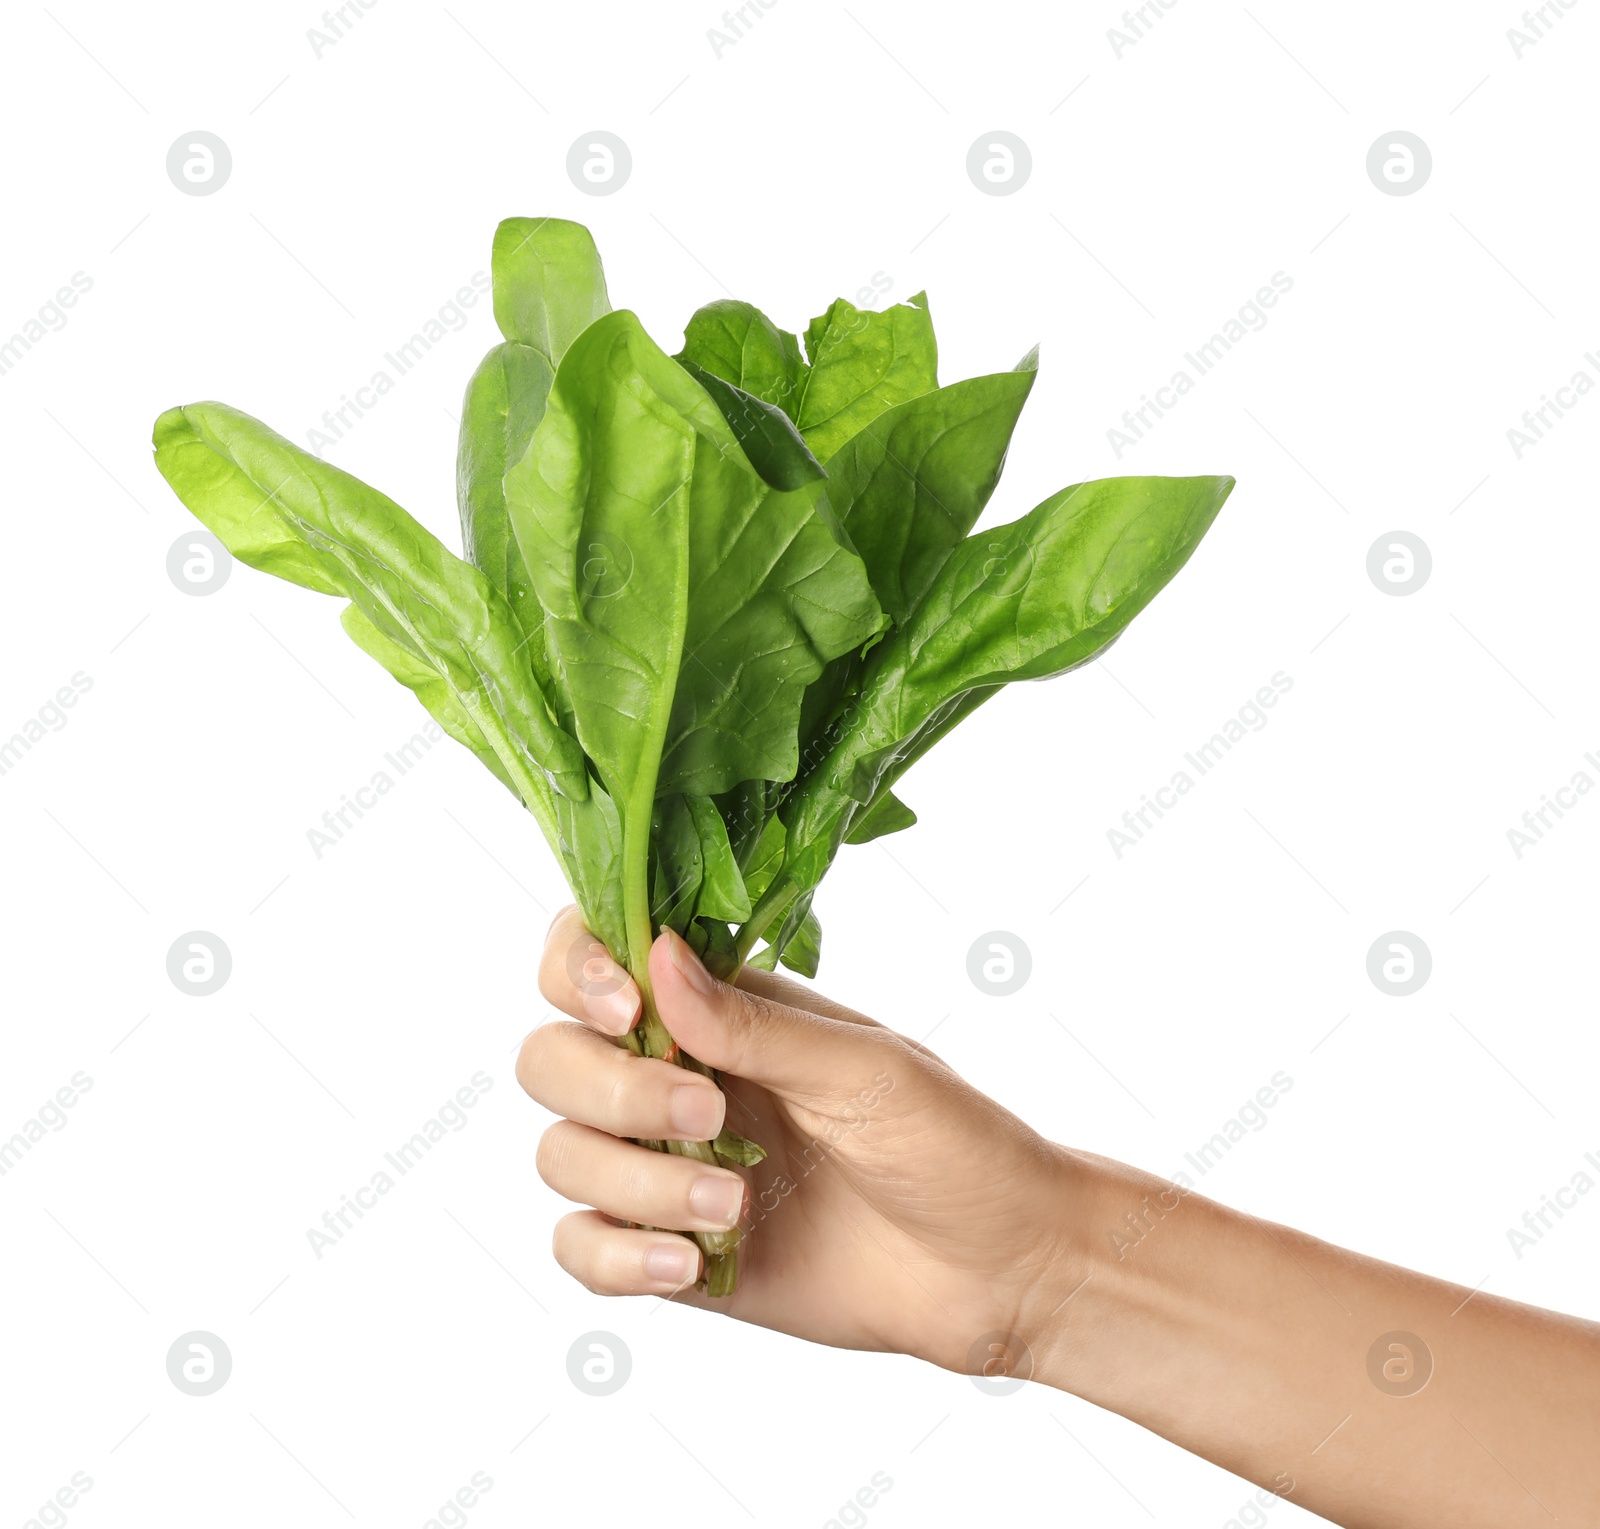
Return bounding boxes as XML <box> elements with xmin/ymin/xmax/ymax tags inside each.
<box><xmin>912</xmin><ymin>1141</ymin><xmax>1110</xmax><ymax>1383</ymax></box>
<box><xmin>1022</xmin><ymin>1148</ymin><xmax>1190</xmax><ymax>1395</ymax></box>
<box><xmin>1005</xmin><ymin>1146</ymin><xmax>1118</xmax><ymax>1387</ymax></box>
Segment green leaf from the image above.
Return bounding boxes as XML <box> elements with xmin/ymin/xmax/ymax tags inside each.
<box><xmin>778</xmin><ymin>908</ymin><xmax>822</xmax><ymax>978</ymax></box>
<box><xmin>789</xmin><ymin>350</ymin><xmax>1036</xmax><ymax>786</ymax></box>
<box><xmin>677</xmin><ymin>358</ymin><xmax>824</xmax><ymax>492</ymax></box>
<box><xmin>688</xmin><ymin>794</ymin><xmax>752</xmax><ymax>923</ymax></box>
<box><xmin>860</xmin><ymin>685</ymin><xmax>1001</xmax><ymax>817</ymax></box>
<box><xmin>715</xmin><ymin>779</ymin><xmax>775</xmax><ymax>869</ymax></box>
<box><xmin>771</xmin><ymin>475</ymin><xmax>1235</xmax><ymax>905</ymax></box>
<box><xmin>793</xmin><ymin>294</ymin><xmax>938</xmax><ymax>464</ymax></box>
<box><xmin>695</xmin><ymin>917</ymin><xmax>741</xmax><ymax>980</ymax></box>
<box><xmin>712</xmin><ymin>1127</ymin><xmax>767</xmax><ymax>1167</ymax></box>
<box><xmin>845</xmin><ymin>790</ymin><xmax>916</xmax><ymax>845</ymax></box>
<box><xmin>650</xmin><ymin>795</ymin><xmax>751</xmax><ymax>933</ymax></box>
<box><xmin>463</xmin><ymin>215</ymin><xmax>610</xmax><ymax>695</ymax></box>
<box><xmin>763</xmin><ymin>884</ymin><xmax>815</xmax><ymax>970</ymax></box>
<box><xmin>555</xmin><ymin>785</ymin><xmax>630</xmax><ymax>965</ymax></box>
<box><xmin>150</xmin><ymin>407</ymin><xmax>346</xmax><ymax>597</ymax></box>
<box><xmin>744</xmin><ymin>943</ymin><xmax>780</xmax><ymax>972</ymax></box>
<box><xmin>339</xmin><ymin>603</ymin><xmax>517</xmax><ymax>793</ymax></box>
<box><xmin>651</xmin><ymin>795</ymin><xmax>705</xmax><ymax>935</ymax></box>
<box><xmin>456</xmin><ymin>343</ymin><xmax>567</xmax><ymax>741</ymax></box>
<box><xmin>457</xmin><ymin>342</ymin><xmax>555</xmax><ymax>644</ymax></box>
<box><xmin>876</xmin><ymin>474</ymin><xmax>1233</xmax><ymax>705</ymax></box>
<box><xmin>823</xmin><ymin>352</ymin><xmax>1037</xmax><ymax>625</ymax></box>
<box><xmin>506</xmin><ymin>310</ymin><xmax>887</xmax><ymax>806</ymax></box>
<box><xmin>491</xmin><ymin>217</ymin><xmax>610</xmax><ymax>362</ymax></box>
<box><xmin>678</xmin><ymin>299</ymin><xmax>807</xmax><ymax>413</ymax></box>
<box><xmin>505</xmin><ymin>310</ymin><xmax>703</xmax><ymax>821</ymax></box>
<box><xmin>152</xmin><ymin>402</ymin><xmax>589</xmax><ymax>809</ymax></box>
<box><xmin>666</xmin><ymin>455</ymin><xmax>887</xmax><ymax>796</ymax></box>
<box><xmin>737</xmin><ymin>810</ymin><xmax>787</xmax><ymax>903</ymax></box>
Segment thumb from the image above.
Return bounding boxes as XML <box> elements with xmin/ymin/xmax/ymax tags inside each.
<box><xmin>650</xmin><ymin>930</ymin><xmax>886</xmax><ymax>1100</ymax></box>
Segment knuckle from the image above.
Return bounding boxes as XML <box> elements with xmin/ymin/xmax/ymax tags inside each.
<box><xmin>618</xmin><ymin>1154</ymin><xmax>659</xmax><ymax>1210</ymax></box>
<box><xmin>734</xmin><ymin>986</ymin><xmax>782</xmax><ymax>1028</ymax></box>
<box><xmin>726</xmin><ymin>987</ymin><xmax>791</xmax><ymax>1068</ymax></box>
<box><xmin>860</xmin><ymin>1021</ymin><xmax>903</xmax><ymax>1058</ymax></box>
<box><xmin>859</xmin><ymin>1021</ymin><xmax>913</xmax><ymax>1077</ymax></box>
<box><xmin>516</xmin><ymin>1022</ymin><xmax>591</xmax><ymax>1105</ymax></box>
<box><xmin>602</xmin><ymin>1062</ymin><xmax>634</xmax><ymax>1122</ymax></box>
<box><xmin>604</xmin><ymin>1053</ymin><xmax>670</xmax><ymax>1128</ymax></box>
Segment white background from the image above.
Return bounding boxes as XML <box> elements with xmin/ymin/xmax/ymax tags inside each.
<box><xmin>2</xmin><ymin>2</ymin><xmax>1596</xmax><ymax>1525</ymax></box>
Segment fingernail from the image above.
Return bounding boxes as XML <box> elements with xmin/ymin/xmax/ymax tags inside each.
<box><xmin>669</xmin><ymin>1083</ymin><xmax>725</xmax><ymax>1140</ymax></box>
<box><xmin>574</xmin><ymin>943</ymin><xmax>639</xmax><ymax>1035</ymax></box>
<box><xmin>644</xmin><ymin>1241</ymin><xmax>699</xmax><ymax>1286</ymax></box>
<box><xmin>690</xmin><ymin>1174</ymin><xmax>745</xmax><ymax>1229</ymax></box>
<box><xmin>588</xmin><ymin>982</ymin><xmax>639</xmax><ymax>1036</ymax></box>
<box><xmin>666</xmin><ymin>929</ymin><xmax>716</xmax><ymax>996</ymax></box>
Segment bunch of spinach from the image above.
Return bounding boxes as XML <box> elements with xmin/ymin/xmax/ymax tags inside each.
<box><xmin>153</xmin><ymin>217</ymin><xmax>1233</xmax><ymax>1294</ymax></box>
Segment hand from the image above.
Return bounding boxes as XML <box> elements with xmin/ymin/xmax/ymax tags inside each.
<box><xmin>516</xmin><ymin>907</ymin><xmax>1090</xmax><ymax>1372</ymax></box>
<box><xmin>520</xmin><ymin>910</ymin><xmax>1600</xmax><ymax>1528</ymax></box>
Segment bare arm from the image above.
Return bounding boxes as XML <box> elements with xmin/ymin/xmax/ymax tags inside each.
<box><xmin>1035</xmin><ymin>1153</ymin><xmax>1600</xmax><ymax>1527</ymax></box>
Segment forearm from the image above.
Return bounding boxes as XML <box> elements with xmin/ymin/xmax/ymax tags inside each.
<box><xmin>1034</xmin><ymin>1152</ymin><xmax>1600</xmax><ymax>1528</ymax></box>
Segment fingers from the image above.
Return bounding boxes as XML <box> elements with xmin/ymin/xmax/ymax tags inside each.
<box><xmin>539</xmin><ymin>906</ymin><xmax>641</xmax><ymax>1037</ymax></box>
<box><xmin>650</xmin><ymin>929</ymin><xmax>893</xmax><ymax>1098</ymax></box>
<box><xmin>538</xmin><ymin>1121</ymin><xmax>746</xmax><ymax>1234</ymax></box>
<box><xmin>517</xmin><ymin>1021</ymin><xmax>726</xmax><ymax>1141</ymax></box>
<box><xmin>552</xmin><ymin>1210</ymin><xmax>703</xmax><ymax>1296</ymax></box>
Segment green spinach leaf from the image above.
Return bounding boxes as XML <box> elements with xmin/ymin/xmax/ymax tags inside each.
<box><xmin>676</xmin><ymin>358</ymin><xmax>824</xmax><ymax>493</ymax></box>
<box><xmin>458</xmin><ymin>343</ymin><xmax>555</xmax><ymax>644</ymax></box>
<box><xmin>491</xmin><ymin>216</ymin><xmax>610</xmax><ymax>361</ymax></box>
<box><xmin>792</xmin><ymin>293</ymin><xmax>938</xmax><ymax>464</ymax></box>
<box><xmin>506</xmin><ymin>311</ymin><xmax>886</xmax><ymax>801</ymax></box>
<box><xmin>754</xmin><ymin>474</ymin><xmax>1235</xmax><ymax>946</ymax></box>
<box><xmin>339</xmin><ymin>603</ymin><xmax>517</xmax><ymax>793</ymax></box>
<box><xmin>153</xmin><ymin>401</ymin><xmax>589</xmax><ymax>810</ymax></box>
<box><xmin>678</xmin><ymin>298</ymin><xmax>807</xmax><ymax>410</ymax></box>
<box><xmin>823</xmin><ymin>348</ymin><xmax>1038</xmax><ymax>624</ymax></box>
<box><xmin>844</xmin><ymin>790</ymin><xmax>917</xmax><ymax>845</ymax></box>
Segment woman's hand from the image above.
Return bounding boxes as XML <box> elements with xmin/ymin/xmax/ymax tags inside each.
<box><xmin>516</xmin><ymin>906</ymin><xmax>1090</xmax><ymax>1372</ymax></box>
<box><xmin>519</xmin><ymin>910</ymin><xmax>1600</xmax><ymax>1529</ymax></box>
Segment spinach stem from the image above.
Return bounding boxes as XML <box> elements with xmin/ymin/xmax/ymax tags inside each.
<box><xmin>620</xmin><ymin>798</ymin><xmax>743</xmax><ymax>1272</ymax></box>
<box><xmin>703</xmin><ymin>1251</ymin><xmax>738</xmax><ymax>1297</ymax></box>
<box><xmin>620</xmin><ymin>809</ymin><xmax>672</xmax><ymax>1057</ymax></box>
